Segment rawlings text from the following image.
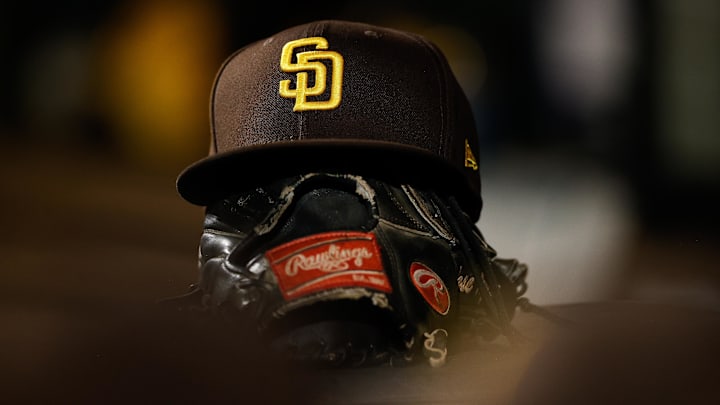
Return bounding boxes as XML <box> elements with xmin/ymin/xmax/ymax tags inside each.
<box><xmin>266</xmin><ymin>232</ymin><xmax>391</xmax><ymax>300</ymax></box>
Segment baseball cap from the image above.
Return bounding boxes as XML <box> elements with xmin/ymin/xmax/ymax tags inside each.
<box><xmin>176</xmin><ymin>19</ymin><xmax>484</xmax><ymax>220</ymax></box>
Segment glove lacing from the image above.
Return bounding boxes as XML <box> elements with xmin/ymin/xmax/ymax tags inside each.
<box><xmin>430</xmin><ymin>193</ymin><xmax>525</xmax><ymax>344</ymax></box>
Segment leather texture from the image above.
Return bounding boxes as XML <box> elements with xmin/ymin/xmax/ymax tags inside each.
<box><xmin>170</xmin><ymin>173</ymin><xmax>528</xmax><ymax>367</ymax></box>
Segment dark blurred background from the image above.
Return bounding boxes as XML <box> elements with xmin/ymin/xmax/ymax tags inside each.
<box><xmin>3</xmin><ymin>0</ymin><xmax>718</xmax><ymax>301</ymax></box>
<box><xmin>1</xmin><ymin>0</ymin><xmax>718</xmax><ymax>401</ymax></box>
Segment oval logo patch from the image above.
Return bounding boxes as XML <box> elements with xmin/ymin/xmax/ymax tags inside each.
<box><xmin>265</xmin><ymin>231</ymin><xmax>391</xmax><ymax>300</ymax></box>
<box><xmin>409</xmin><ymin>262</ymin><xmax>450</xmax><ymax>315</ymax></box>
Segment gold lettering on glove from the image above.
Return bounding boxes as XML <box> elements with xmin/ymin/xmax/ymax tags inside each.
<box><xmin>279</xmin><ymin>37</ymin><xmax>344</xmax><ymax>111</ymax></box>
<box><xmin>457</xmin><ymin>275</ymin><xmax>475</xmax><ymax>293</ymax></box>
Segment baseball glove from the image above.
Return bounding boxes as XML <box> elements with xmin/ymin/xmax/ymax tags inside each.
<box><xmin>167</xmin><ymin>172</ymin><xmax>529</xmax><ymax>368</ymax></box>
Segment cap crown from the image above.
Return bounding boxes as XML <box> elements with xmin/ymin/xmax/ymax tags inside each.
<box><xmin>178</xmin><ymin>20</ymin><xmax>483</xmax><ymax>219</ymax></box>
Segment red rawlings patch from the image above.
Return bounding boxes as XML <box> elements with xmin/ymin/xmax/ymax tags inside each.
<box><xmin>265</xmin><ymin>231</ymin><xmax>391</xmax><ymax>300</ymax></box>
<box><xmin>409</xmin><ymin>262</ymin><xmax>450</xmax><ymax>315</ymax></box>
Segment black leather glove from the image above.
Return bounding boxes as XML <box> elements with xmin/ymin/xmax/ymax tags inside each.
<box><xmin>168</xmin><ymin>172</ymin><xmax>529</xmax><ymax>367</ymax></box>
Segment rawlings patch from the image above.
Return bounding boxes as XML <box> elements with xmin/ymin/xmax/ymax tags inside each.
<box><xmin>410</xmin><ymin>262</ymin><xmax>450</xmax><ymax>315</ymax></box>
<box><xmin>266</xmin><ymin>231</ymin><xmax>391</xmax><ymax>300</ymax></box>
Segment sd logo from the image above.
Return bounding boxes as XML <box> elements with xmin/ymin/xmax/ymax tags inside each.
<box><xmin>279</xmin><ymin>37</ymin><xmax>344</xmax><ymax>111</ymax></box>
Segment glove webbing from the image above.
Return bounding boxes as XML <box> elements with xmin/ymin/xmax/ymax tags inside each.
<box><xmin>440</xmin><ymin>194</ymin><xmax>575</xmax><ymax>334</ymax></box>
<box><xmin>430</xmin><ymin>193</ymin><xmax>524</xmax><ymax>344</ymax></box>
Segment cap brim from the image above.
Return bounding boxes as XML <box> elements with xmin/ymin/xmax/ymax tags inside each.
<box><xmin>176</xmin><ymin>139</ymin><xmax>481</xmax><ymax>220</ymax></box>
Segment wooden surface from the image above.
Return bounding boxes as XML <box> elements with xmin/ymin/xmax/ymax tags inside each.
<box><xmin>2</xmin><ymin>144</ymin><xmax>718</xmax><ymax>404</ymax></box>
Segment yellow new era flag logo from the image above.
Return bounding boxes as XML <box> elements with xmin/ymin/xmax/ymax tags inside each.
<box><xmin>464</xmin><ymin>139</ymin><xmax>478</xmax><ymax>171</ymax></box>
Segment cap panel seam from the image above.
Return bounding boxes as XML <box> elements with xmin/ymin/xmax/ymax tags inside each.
<box><xmin>210</xmin><ymin>45</ymin><xmax>250</xmax><ymax>154</ymax></box>
<box><xmin>296</xmin><ymin>22</ymin><xmax>325</xmax><ymax>140</ymax></box>
<box><xmin>403</xmin><ymin>33</ymin><xmax>448</xmax><ymax>158</ymax></box>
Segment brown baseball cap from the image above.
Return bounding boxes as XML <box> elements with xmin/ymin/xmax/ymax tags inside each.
<box><xmin>176</xmin><ymin>19</ymin><xmax>484</xmax><ymax>220</ymax></box>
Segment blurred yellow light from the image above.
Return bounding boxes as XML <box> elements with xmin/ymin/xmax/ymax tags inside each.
<box><xmin>97</xmin><ymin>0</ymin><xmax>226</xmax><ymax>172</ymax></box>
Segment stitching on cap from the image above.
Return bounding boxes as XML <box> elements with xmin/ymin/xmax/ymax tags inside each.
<box><xmin>211</xmin><ymin>45</ymin><xmax>251</xmax><ymax>153</ymax></box>
<box><xmin>293</xmin><ymin>21</ymin><xmax>330</xmax><ymax>140</ymax></box>
<box><xmin>296</xmin><ymin>24</ymin><xmax>316</xmax><ymax>140</ymax></box>
<box><xmin>403</xmin><ymin>32</ymin><xmax>448</xmax><ymax>157</ymax></box>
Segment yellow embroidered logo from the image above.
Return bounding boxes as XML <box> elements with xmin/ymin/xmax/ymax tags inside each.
<box><xmin>464</xmin><ymin>139</ymin><xmax>479</xmax><ymax>171</ymax></box>
<box><xmin>279</xmin><ymin>37</ymin><xmax>344</xmax><ymax>112</ymax></box>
